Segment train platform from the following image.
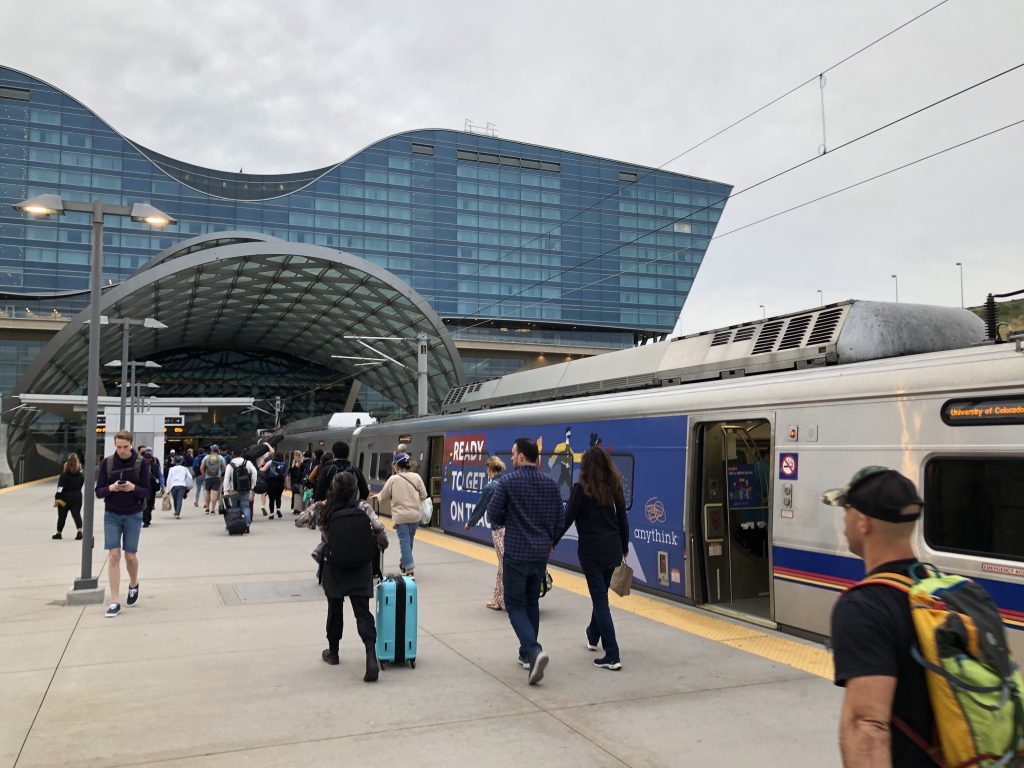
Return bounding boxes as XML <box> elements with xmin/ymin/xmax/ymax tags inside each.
<box><xmin>0</xmin><ymin>478</ymin><xmax>842</xmax><ymax>768</ymax></box>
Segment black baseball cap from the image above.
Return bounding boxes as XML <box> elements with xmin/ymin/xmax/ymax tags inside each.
<box><xmin>822</xmin><ymin>466</ymin><xmax>923</xmax><ymax>523</ymax></box>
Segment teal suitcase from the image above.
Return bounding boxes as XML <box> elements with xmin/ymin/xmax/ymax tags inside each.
<box><xmin>375</xmin><ymin>574</ymin><xmax>417</xmax><ymax>668</ymax></box>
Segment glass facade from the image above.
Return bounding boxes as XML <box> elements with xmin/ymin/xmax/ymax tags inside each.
<box><xmin>0</xmin><ymin>66</ymin><xmax>731</xmax><ymax>404</ymax></box>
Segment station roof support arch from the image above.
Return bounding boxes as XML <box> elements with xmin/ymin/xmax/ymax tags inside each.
<box><xmin>6</xmin><ymin>232</ymin><xmax>465</xmax><ymax>449</ymax></box>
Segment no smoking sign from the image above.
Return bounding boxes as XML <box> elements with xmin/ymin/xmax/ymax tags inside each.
<box><xmin>779</xmin><ymin>452</ymin><xmax>799</xmax><ymax>480</ymax></box>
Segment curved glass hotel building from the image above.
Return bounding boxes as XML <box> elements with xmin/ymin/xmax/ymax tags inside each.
<box><xmin>0</xmin><ymin>65</ymin><xmax>730</xmax><ymax>473</ymax></box>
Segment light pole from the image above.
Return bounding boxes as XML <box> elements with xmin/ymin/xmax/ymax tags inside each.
<box><xmin>101</xmin><ymin>317</ymin><xmax>167</xmax><ymax>426</ymax></box>
<box><xmin>759</xmin><ymin>304</ymin><xmax>766</xmax><ymax>320</ymax></box>
<box><xmin>334</xmin><ymin>332</ymin><xmax>431</xmax><ymax>416</ymax></box>
<box><xmin>12</xmin><ymin>194</ymin><xmax>174</xmax><ymax>604</ymax></box>
<box><xmin>817</xmin><ymin>290</ymin><xmax>823</xmax><ymax>307</ymax></box>
<box><xmin>956</xmin><ymin>262</ymin><xmax>964</xmax><ymax>308</ymax></box>
<box><xmin>107</xmin><ymin>358</ymin><xmax>162</xmax><ymax>431</ymax></box>
<box><xmin>891</xmin><ymin>274</ymin><xmax>899</xmax><ymax>303</ymax></box>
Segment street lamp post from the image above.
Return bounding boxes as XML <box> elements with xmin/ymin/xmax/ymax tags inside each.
<box><xmin>759</xmin><ymin>304</ymin><xmax>766</xmax><ymax>320</ymax></box>
<box><xmin>334</xmin><ymin>333</ymin><xmax>431</xmax><ymax>416</ymax></box>
<box><xmin>12</xmin><ymin>194</ymin><xmax>174</xmax><ymax>604</ymax></box>
<box><xmin>100</xmin><ymin>317</ymin><xmax>167</xmax><ymax>426</ymax></box>
<box><xmin>956</xmin><ymin>262</ymin><xmax>964</xmax><ymax>308</ymax></box>
<box><xmin>891</xmin><ymin>274</ymin><xmax>899</xmax><ymax>303</ymax></box>
<box><xmin>817</xmin><ymin>290</ymin><xmax>823</xmax><ymax>307</ymax></box>
<box><xmin>107</xmin><ymin>357</ymin><xmax>163</xmax><ymax>432</ymax></box>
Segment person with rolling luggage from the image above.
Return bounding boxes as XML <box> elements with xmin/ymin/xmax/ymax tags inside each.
<box><xmin>318</xmin><ymin>471</ymin><xmax>380</xmax><ymax>682</ymax></box>
<box><xmin>222</xmin><ymin>452</ymin><xmax>257</xmax><ymax>535</ymax></box>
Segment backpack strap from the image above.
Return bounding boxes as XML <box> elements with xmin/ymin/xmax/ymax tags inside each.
<box><xmin>854</xmin><ymin>572</ymin><xmax>915</xmax><ymax>593</ymax></box>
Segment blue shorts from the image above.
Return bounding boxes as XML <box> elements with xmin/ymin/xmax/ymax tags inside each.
<box><xmin>104</xmin><ymin>511</ymin><xmax>143</xmax><ymax>553</ymax></box>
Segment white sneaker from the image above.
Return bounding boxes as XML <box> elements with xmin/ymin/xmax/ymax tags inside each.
<box><xmin>104</xmin><ymin>603</ymin><xmax>121</xmax><ymax>619</ymax></box>
<box><xmin>528</xmin><ymin>652</ymin><xmax>549</xmax><ymax>685</ymax></box>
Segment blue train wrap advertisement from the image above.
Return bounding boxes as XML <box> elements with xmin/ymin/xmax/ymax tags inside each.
<box><xmin>439</xmin><ymin>415</ymin><xmax>687</xmax><ymax>597</ymax></box>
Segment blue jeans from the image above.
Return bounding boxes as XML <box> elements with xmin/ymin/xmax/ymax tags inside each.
<box><xmin>228</xmin><ymin>493</ymin><xmax>251</xmax><ymax>525</ymax></box>
<box><xmin>585</xmin><ymin>567</ymin><xmax>619</xmax><ymax>662</ymax></box>
<box><xmin>395</xmin><ymin>522</ymin><xmax>417</xmax><ymax>571</ymax></box>
<box><xmin>503</xmin><ymin>557</ymin><xmax>548</xmax><ymax>661</ymax></box>
<box><xmin>170</xmin><ymin>486</ymin><xmax>187</xmax><ymax>515</ymax></box>
<box><xmin>104</xmin><ymin>511</ymin><xmax>143</xmax><ymax>553</ymax></box>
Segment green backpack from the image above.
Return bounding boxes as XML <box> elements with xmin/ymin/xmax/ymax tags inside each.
<box><xmin>857</xmin><ymin>565</ymin><xmax>1024</xmax><ymax>766</ymax></box>
<box><xmin>203</xmin><ymin>455</ymin><xmax>223</xmax><ymax>478</ymax></box>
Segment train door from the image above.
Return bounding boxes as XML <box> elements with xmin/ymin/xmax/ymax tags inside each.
<box><xmin>425</xmin><ymin>435</ymin><xmax>445</xmax><ymax>526</ymax></box>
<box><xmin>692</xmin><ymin>419</ymin><xmax>773</xmax><ymax>623</ymax></box>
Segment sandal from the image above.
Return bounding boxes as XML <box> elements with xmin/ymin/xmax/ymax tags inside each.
<box><xmin>485</xmin><ymin>602</ymin><xmax>504</xmax><ymax>611</ymax></box>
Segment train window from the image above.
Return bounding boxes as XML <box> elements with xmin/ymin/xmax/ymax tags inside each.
<box><xmin>924</xmin><ymin>457</ymin><xmax>1024</xmax><ymax>562</ymax></box>
<box><xmin>377</xmin><ymin>453</ymin><xmax>392</xmax><ymax>481</ymax></box>
<box><xmin>370</xmin><ymin>453</ymin><xmax>379</xmax><ymax>480</ymax></box>
<box><xmin>494</xmin><ymin>451</ymin><xmax>635</xmax><ymax>510</ymax></box>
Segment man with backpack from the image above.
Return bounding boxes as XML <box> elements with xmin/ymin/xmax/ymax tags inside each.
<box><xmin>95</xmin><ymin>430</ymin><xmax>151</xmax><ymax>619</ymax></box>
<box><xmin>265</xmin><ymin>454</ymin><xmax>287</xmax><ymax>519</ymax></box>
<box><xmin>199</xmin><ymin>445</ymin><xmax>225</xmax><ymax>514</ymax></box>
<box><xmin>223</xmin><ymin>451</ymin><xmax>258</xmax><ymax>530</ymax></box>
<box><xmin>192</xmin><ymin>447</ymin><xmax>208</xmax><ymax>509</ymax></box>
<box><xmin>825</xmin><ymin>466</ymin><xmax>1024</xmax><ymax>767</ymax></box>
<box><xmin>313</xmin><ymin>441</ymin><xmax>369</xmax><ymax>503</ymax></box>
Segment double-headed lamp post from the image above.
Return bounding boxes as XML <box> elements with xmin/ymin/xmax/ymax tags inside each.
<box><xmin>12</xmin><ymin>194</ymin><xmax>175</xmax><ymax>603</ymax></box>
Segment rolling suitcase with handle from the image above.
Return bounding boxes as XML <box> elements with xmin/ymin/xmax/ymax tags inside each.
<box><xmin>375</xmin><ymin>572</ymin><xmax>417</xmax><ymax>668</ymax></box>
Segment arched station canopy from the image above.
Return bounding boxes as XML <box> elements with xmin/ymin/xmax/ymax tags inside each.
<box><xmin>7</xmin><ymin>232</ymin><xmax>465</xmax><ymax>435</ymax></box>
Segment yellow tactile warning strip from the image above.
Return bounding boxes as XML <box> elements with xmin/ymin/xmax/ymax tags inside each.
<box><xmin>401</xmin><ymin>522</ymin><xmax>834</xmax><ymax>680</ymax></box>
<box><xmin>0</xmin><ymin>475</ymin><xmax>58</xmax><ymax>494</ymax></box>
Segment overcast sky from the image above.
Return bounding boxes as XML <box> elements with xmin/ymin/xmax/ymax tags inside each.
<box><xmin>5</xmin><ymin>0</ymin><xmax>1022</xmax><ymax>333</ymax></box>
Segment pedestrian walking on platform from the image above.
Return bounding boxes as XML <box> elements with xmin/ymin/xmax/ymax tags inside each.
<box><xmin>265</xmin><ymin>453</ymin><xmax>286</xmax><ymax>518</ymax></box>
<box><xmin>192</xmin><ymin>447</ymin><xmax>208</xmax><ymax>509</ymax></box>
<box><xmin>318</xmin><ymin>471</ymin><xmax>380</xmax><ymax>682</ymax></box>
<box><xmin>52</xmin><ymin>453</ymin><xmax>84</xmax><ymax>540</ymax></box>
<box><xmin>487</xmin><ymin>438</ymin><xmax>563</xmax><ymax>685</ymax></box>
<box><xmin>141</xmin><ymin>448</ymin><xmax>164</xmax><ymax>527</ymax></box>
<box><xmin>200</xmin><ymin>446</ymin><xmax>225</xmax><ymax>514</ymax></box>
<box><xmin>464</xmin><ymin>455</ymin><xmax>506</xmax><ymax>609</ymax></box>
<box><xmin>824</xmin><ymin>467</ymin><xmax>935</xmax><ymax>766</ymax></box>
<box><xmin>554</xmin><ymin>447</ymin><xmax>629</xmax><ymax>671</ymax></box>
<box><xmin>166</xmin><ymin>457</ymin><xmax>193</xmax><ymax>518</ymax></box>
<box><xmin>288</xmin><ymin>450</ymin><xmax>305</xmax><ymax>514</ymax></box>
<box><xmin>376</xmin><ymin>452</ymin><xmax>427</xmax><ymax>578</ymax></box>
<box><xmin>313</xmin><ymin>441</ymin><xmax>369</xmax><ymax>503</ymax></box>
<box><xmin>95</xmin><ymin>430</ymin><xmax>150</xmax><ymax>618</ymax></box>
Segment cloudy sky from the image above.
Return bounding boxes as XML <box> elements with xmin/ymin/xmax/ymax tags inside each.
<box><xmin>5</xmin><ymin>0</ymin><xmax>1022</xmax><ymax>333</ymax></box>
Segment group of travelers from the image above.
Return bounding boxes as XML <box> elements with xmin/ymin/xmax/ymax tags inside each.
<box><xmin>66</xmin><ymin>425</ymin><xmax>1019</xmax><ymax>765</ymax></box>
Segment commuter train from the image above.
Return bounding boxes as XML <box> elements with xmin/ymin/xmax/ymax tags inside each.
<box><xmin>280</xmin><ymin>300</ymin><xmax>1024</xmax><ymax>650</ymax></box>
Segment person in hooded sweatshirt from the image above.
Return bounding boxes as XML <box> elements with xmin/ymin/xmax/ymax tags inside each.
<box><xmin>313</xmin><ymin>441</ymin><xmax>369</xmax><ymax>503</ymax></box>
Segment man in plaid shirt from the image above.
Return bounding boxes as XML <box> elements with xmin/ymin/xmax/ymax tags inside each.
<box><xmin>487</xmin><ymin>437</ymin><xmax>563</xmax><ymax>685</ymax></box>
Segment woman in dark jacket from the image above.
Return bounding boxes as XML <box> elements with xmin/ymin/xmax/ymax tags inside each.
<box><xmin>317</xmin><ymin>471</ymin><xmax>379</xmax><ymax>682</ymax></box>
<box><xmin>554</xmin><ymin>446</ymin><xmax>629</xmax><ymax>670</ymax></box>
<box><xmin>53</xmin><ymin>453</ymin><xmax>85</xmax><ymax>540</ymax></box>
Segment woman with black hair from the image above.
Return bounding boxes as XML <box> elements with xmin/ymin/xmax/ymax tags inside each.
<box><xmin>554</xmin><ymin>446</ymin><xmax>630</xmax><ymax>671</ymax></box>
<box><xmin>318</xmin><ymin>471</ymin><xmax>380</xmax><ymax>683</ymax></box>
<box><xmin>53</xmin><ymin>453</ymin><xmax>85</xmax><ymax>540</ymax></box>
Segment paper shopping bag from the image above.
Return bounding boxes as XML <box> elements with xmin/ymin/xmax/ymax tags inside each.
<box><xmin>610</xmin><ymin>562</ymin><xmax>633</xmax><ymax>597</ymax></box>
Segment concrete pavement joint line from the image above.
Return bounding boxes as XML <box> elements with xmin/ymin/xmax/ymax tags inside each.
<box><xmin>101</xmin><ymin>709</ymin><xmax>566</xmax><ymax>768</ymax></box>
<box><xmin>545</xmin><ymin>670</ymin><xmax>816</xmax><ymax>715</ymax></box>
<box><xmin>12</xmin><ymin>603</ymin><xmax>86</xmax><ymax>768</ymax></box>
<box><xmin>411</xmin><ymin>524</ymin><xmax>834</xmax><ymax>681</ymax></box>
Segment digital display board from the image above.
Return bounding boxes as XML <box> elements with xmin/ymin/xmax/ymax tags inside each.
<box><xmin>941</xmin><ymin>396</ymin><xmax>1024</xmax><ymax>427</ymax></box>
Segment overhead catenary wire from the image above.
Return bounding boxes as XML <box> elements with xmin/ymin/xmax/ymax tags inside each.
<box><xmin>451</xmin><ymin>59</ymin><xmax>1024</xmax><ymax>332</ymax></box>
<box><xmin>388</xmin><ymin>0</ymin><xmax>955</xmax><ymax>319</ymax></box>
<box><xmin>507</xmin><ymin>117</ymin><xmax>1024</xmax><ymax>320</ymax></box>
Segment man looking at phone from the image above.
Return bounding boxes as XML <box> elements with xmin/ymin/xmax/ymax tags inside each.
<box><xmin>95</xmin><ymin>430</ymin><xmax>150</xmax><ymax>618</ymax></box>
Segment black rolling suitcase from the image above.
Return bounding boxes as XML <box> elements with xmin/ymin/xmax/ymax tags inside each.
<box><xmin>224</xmin><ymin>497</ymin><xmax>249</xmax><ymax>535</ymax></box>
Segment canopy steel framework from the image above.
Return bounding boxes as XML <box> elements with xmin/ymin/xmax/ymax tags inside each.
<box><xmin>5</xmin><ymin>232</ymin><xmax>464</xmax><ymax>465</ymax></box>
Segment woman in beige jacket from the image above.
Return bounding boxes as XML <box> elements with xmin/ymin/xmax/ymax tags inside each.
<box><xmin>376</xmin><ymin>452</ymin><xmax>428</xmax><ymax>577</ymax></box>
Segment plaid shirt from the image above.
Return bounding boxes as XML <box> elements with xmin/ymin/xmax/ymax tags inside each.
<box><xmin>487</xmin><ymin>465</ymin><xmax>563</xmax><ymax>562</ymax></box>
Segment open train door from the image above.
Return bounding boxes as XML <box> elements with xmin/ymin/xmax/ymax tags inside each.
<box><xmin>691</xmin><ymin>419</ymin><xmax>773</xmax><ymax>625</ymax></box>
<box><xmin>424</xmin><ymin>435</ymin><xmax>445</xmax><ymax>527</ymax></box>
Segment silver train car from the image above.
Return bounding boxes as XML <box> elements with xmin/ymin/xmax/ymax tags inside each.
<box><xmin>281</xmin><ymin>301</ymin><xmax>1024</xmax><ymax>650</ymax></box>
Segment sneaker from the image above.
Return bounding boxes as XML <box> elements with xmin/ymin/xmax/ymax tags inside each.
<box><xmin>104</xmin><ymin>603</ymin><xmax>121</xmax><ymax>618</ymax></box>
<box><xmin>262</xmin><ymin>508</ymin><xmax>267</xmax><ymax>517</ymax></box>
<box><xmin>127</xmin><ymin>584</ymin><xmax>139</xmax><ymax>606</ymax></box>
<box><xmin>52</xmin><ymin>532</ymin><xmax>62</xmax><ymax>540</ymax></box>
<box><xmin>75</xmin><ymin>531</ymin><xmax>82</xmax><ymax>540</ymax></box>
<box><xmin>517</xmin><ymin>655</ymin><xmax>530</xmax><ymax>669</ymax></box>
<box><xmin>174</xmin><ymin>513</ymin><xmax>180</xmax><ymax>519</ymax></box>
<box><xmin>364</xmin><ymin>651</ymin><xmax>379</xmax><ymax>682</ymax></box>
<box><xmin>321</xmin><ymin>649</ymin><xmax>339</xmax><ymax>665</ymax></box>
<box><xmin>586</xmin><ymin>639</ymin><xmax>599</xmax><ymax>651</ymax></box>
<box><xmin>593</xmin><ymin>656</ymin><xmax>622</xmax><ymax>671</ymax></box>
<box><xmin>276</xmin><ymin>510</ymin><xmax>283</xmax><ymax>518</ymax></box>
<box><xmin>528</xmin><ymin>651</ymin><xmax>549</xmax><ymax>685</ymax></box>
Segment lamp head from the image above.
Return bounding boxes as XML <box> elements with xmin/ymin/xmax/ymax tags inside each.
<box><xmin>13</xmin><ymin>194</ymin><xmax>64</xmax><ymax>217</ymax></box>
<box><xmin>129</xmin><ymin>203</ymin><xmax>176</xmax><ymax>227</ymax></box>
<box><xmin>142</xmin><ymin>317</ymin><xmax>168</xmax><ymax>329</ymax></box>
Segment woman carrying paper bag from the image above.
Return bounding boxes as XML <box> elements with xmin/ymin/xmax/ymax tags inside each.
<box><xmin>554</xmin><ymin>447</ymin><xmax>630</xmax><ymax>671</ymax></box>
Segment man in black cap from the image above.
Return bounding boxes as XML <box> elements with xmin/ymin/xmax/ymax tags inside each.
<box><xmin>823</xmin><ymin>466</ymin><xmax>934</xmax><ymax>767</ymax></box>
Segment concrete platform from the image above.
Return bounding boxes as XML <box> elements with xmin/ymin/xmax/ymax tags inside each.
<box><xmin>0</xmin><ymin>480</ymin><xmax>843</xmax><ymax>767</ymax></box>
